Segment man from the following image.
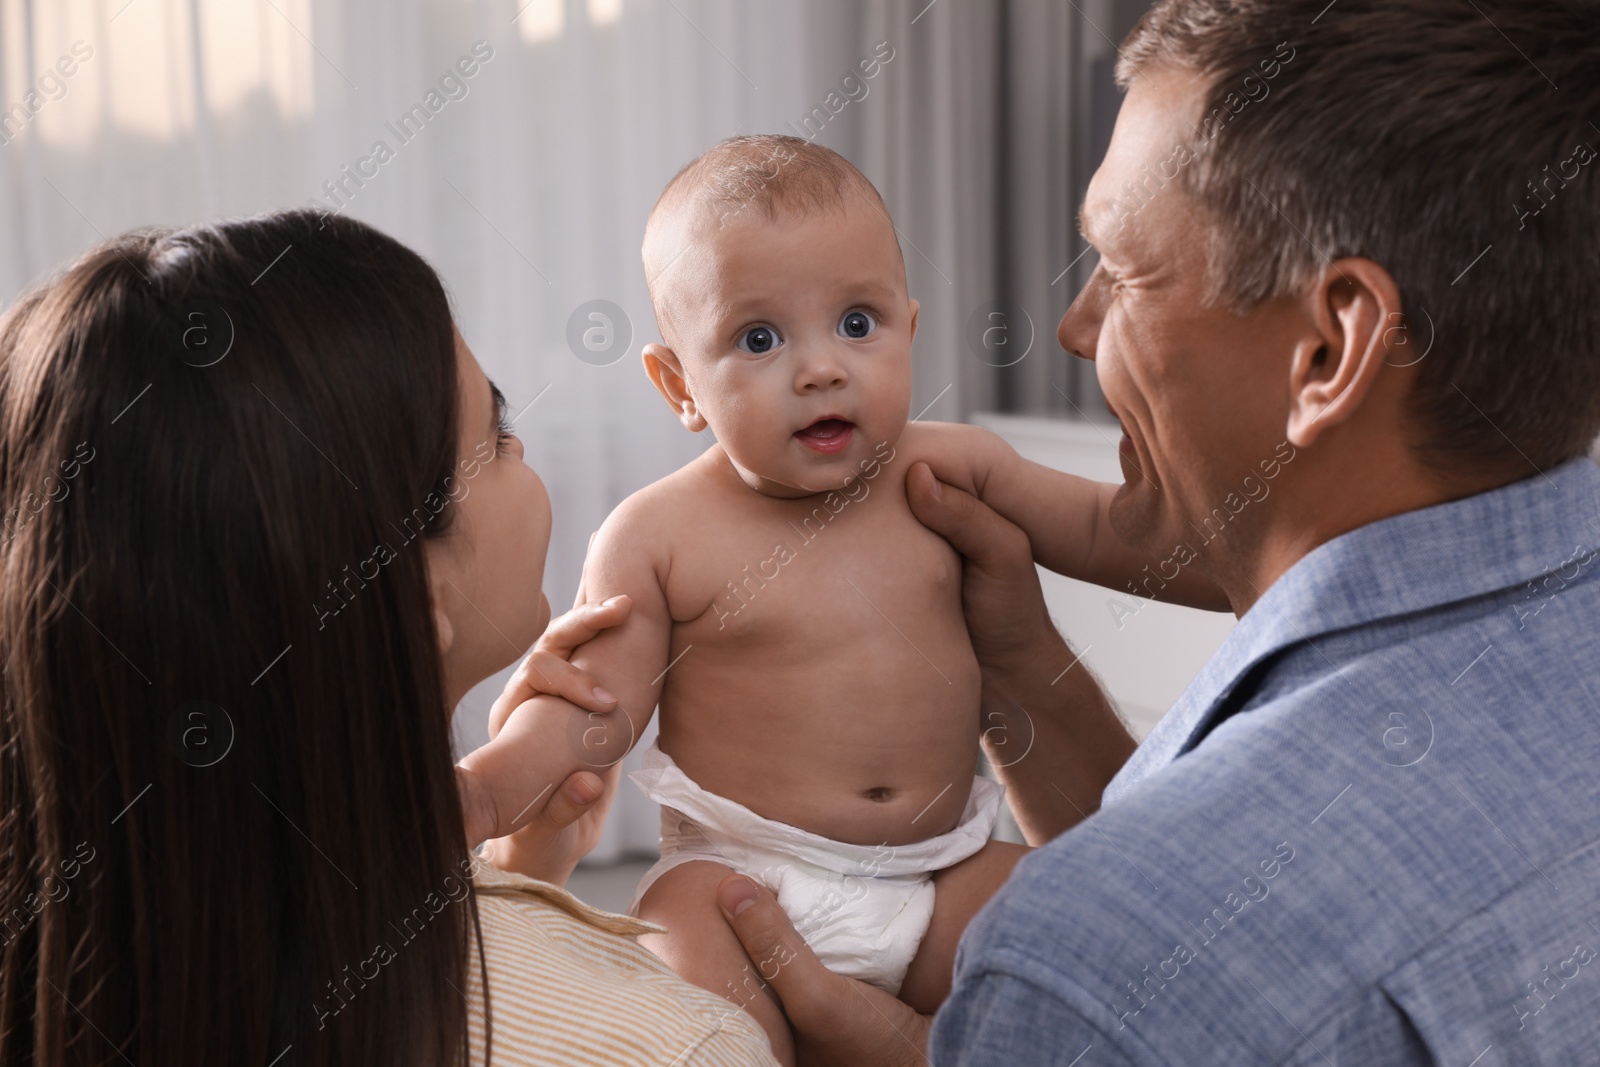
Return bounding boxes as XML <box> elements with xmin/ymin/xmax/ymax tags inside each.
<box><xmin>716</xmin><ymin>0</ymin><xmax>1600</xmax><ymax>1062</ymax></box>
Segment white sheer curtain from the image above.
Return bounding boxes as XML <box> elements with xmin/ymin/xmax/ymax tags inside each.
<box><xmin>0</xmin><ymin>0</ymin><xmax>1083</xmax><ymax>861</ymax></box>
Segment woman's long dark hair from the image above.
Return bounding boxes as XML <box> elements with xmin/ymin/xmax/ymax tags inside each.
<box><xmin>0</xmin><ymin>211</ymin><xmax>487</xmax><ymax>1064</ymax></box>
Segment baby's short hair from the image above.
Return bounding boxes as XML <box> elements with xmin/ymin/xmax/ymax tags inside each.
<box><xmin>642</xmin><ymin>136</ymin><xmax>902</xmax><ymax>345</ymax></box>
<box><xmin>651</xmin><ymin>134</ymin><xmax>887</xmax><ymax>233</ymax></box>
<box><xmin>642</xmin><ymin>135</ymin><xmax>893</xmax><ymax>304</ymax></box>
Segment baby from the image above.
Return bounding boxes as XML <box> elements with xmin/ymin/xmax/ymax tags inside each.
<box><xmin>467</xmin><ymin>135</ymin><xmax>1217</xmax><ymax>1060</ymax></box>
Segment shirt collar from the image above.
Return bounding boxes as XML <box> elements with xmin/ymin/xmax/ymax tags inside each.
<box><xmin>1105</xmin><ymin>457</ymin><xmax>1600</xmax><ymax>803</ymax></box>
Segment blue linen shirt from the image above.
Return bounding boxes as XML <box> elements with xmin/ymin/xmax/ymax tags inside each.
<box><xmin>932</xmin><ymin>458</ymin><xmax>1600</xmax><ymax>1065</ymax></box>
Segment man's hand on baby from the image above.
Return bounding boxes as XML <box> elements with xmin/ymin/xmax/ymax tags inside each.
<box><xmin>904</xmin><ymin>462</ymin><xmax>1053</xmax><ymax>674</ymax></box>
<box><xmin>717</xmin><ymin>875</ymin><xmax>931</xmax><ymax>1066</ymax></box>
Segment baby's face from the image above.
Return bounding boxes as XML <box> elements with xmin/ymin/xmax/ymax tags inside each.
<box><xmin>656</xmin><ymin>199</ymin><xmax>917</xmax><ymax>497</ymax></box>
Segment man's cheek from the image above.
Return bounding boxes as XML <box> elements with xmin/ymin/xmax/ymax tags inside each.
<box><xmin>1094</xmin><ymin>359</ymin><xmax>1126</xmax><ymax>424</ymax></box>
<box><xmin>1093</xmin><ymin>333</ymin><xmax>1139</xmax><ymax>419</ymax></box>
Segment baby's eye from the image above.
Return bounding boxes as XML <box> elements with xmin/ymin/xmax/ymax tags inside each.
<box><xmin>736</xmin><ymin>325</ymin><xmax>782</xmax><ymax>355</ymax></box>
<box><xmin>838</xmin><ymin>310</ymin><xmax>877</xmax><ymax>339</ymax></box>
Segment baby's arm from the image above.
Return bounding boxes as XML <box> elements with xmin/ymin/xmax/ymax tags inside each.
<box><xmin>457</xmin><ymin>496</ymin><xmax>675</xmax><ymax>845</ymax></box>
<box><xmin>903</xmin><ymin>422</ymin><xmax>1229</xmax><ymax>611</ymax></box>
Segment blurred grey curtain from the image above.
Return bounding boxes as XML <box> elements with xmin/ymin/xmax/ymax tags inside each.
<box><xmin>851</xmin><ymin>0</ymin><xmax>1082</xmax><ymax>421</ymax></box>
<box><xmin>818</xmin><ymin>0</ymin><xmax>1144</xmax><ymax>425</ymax></box>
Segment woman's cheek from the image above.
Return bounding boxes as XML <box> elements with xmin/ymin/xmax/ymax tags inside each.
<box><xmin>527</xmin><ymin>468</ymin><xmax>553</xmax><ymax>544</ymax></box>
<box><xmin>519</xmin><ymin>471</ymin><xmax>553</xmax><ymax>585</ymax></box>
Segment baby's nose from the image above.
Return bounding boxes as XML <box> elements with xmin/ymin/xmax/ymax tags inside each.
<box><xmin>794</xmin><ymin>348</ymin><xmax>849</xmax><ymax>390</ymax></box>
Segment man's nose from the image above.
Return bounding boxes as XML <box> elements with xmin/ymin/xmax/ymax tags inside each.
<box><xmin>1058</xmin><ymin>263</ymin><xmax>1110</xmax><ymax>362</ymax></box>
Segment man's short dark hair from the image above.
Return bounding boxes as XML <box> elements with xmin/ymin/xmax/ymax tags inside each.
<box><xmin>1119</xmin><ymin>0</ymin><xmax>1600</xmax><ymax>476</ymax></box>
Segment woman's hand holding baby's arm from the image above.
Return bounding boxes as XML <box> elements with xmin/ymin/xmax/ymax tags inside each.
<box><xmin>456</xmin><ymin>597</ymin><xmax>634</xmax><ymax>856</ymax></box>
<box><xmin>475</xmin><ymin>748</ymin><xmax>624</xmax><ymax>888</ymax></box>
<box><xmin>459</xmin><ymin>692</ymin><xmax>625</xmax><ymax>842</ymax></box>
<box><xmin>487</xmin><ymin>594</ymin><xmax>635</xmax><ymax>735</ymax></box>
<box><xmin>459</xmin><ymin>499</ymin><xmax>676</xmax><ymax>866</ymax></box>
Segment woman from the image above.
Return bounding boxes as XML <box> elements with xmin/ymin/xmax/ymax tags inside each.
<box><xmin>0</xmin><ymin>210</ymin><xmax>776</xmax><ymax>1065</ymax></box>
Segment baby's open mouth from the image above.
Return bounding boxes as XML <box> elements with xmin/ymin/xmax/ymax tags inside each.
<box><xmin>794</xmin><ymin>417</ymin><xmax>855</xmax><ymax>455</ymax></box>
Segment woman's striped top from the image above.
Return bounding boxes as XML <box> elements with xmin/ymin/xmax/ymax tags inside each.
<box><xmin>463</xmin><ymin>862</ymin><xmax>777</xmax><ymax>1066</ymax></box>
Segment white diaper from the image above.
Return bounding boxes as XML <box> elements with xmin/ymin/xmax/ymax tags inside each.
<box><xmin>626</xmin><ymin>743</ymin><xmax>1004</xmax><ymax>995</ymax></box>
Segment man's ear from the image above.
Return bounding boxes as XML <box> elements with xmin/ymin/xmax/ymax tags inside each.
<box><xmin>907</xmin><ymin>298</ymin><xmax>920</xmax><ymax>345</ymax></box>
<box><xmin>1286</xmin><ymin>258</ymin><xmax>1403</xmax><ymax>449</ymax></box>
<box><xmin>642</xmin><ymin>342</ymin><xmax>708</xmax><ymax>433</ymax></box>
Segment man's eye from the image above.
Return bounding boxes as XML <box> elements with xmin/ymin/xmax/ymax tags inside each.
<box><xmin>736</xmin><ymin>325</ymin><xmax>782</xmax><ymax>354</ymax></box>
<box><xmin>838</xmin><ymin>310</ymin><xmax>877</xmax><ymax>339</ymax></box>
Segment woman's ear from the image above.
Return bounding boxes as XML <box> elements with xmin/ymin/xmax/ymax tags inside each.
<box><xmin>642</xmin><ymin>343</ymin><xmax>708</xmax><ymax>433</ymax></box>
<box><xmin>433</xmin><ymin>599</ymin><xmax>455</xmax><ymax>658</ymax></box>
<box><xmin>1285</xmin><ymin>258</ymin><xmax>1404</xmax><ymax>449</ymax></box>
<box><xmin>421</xmin><ymin>540</ymin><xmax>457</xmax><ymax>660</ymax></box>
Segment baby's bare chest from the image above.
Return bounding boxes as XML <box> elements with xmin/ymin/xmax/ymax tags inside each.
<box><xmin>663</xmin><ymin>483</ymin><xmax>964</xmax><ymax>652</ymax></box>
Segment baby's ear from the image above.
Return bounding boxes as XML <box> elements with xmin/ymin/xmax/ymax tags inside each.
<box><xmin>907</xmin><ymin>298</ymin><xmax>920</xmax><ymax>344</ymax></box>
<box><xmin>642</xmin><ymin>343</ymin><xmax>708</xmax><ymax>433</ymax></box>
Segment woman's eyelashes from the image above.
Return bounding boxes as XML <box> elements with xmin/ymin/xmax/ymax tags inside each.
<box><xmin>497</xmin><ymin>411</ymin><xmax>518</xmax><ymax>451</ymax></box>
<box><xmin>838</xmin><ymin>309</ymin><xmax>877</xmax><ymax>340</ymax></box>
<box><xmin>736</xmin><ymin>324</ymin><xmax>783</xmax><ymax>355</ymax></box>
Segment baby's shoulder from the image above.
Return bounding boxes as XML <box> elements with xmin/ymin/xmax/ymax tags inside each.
<box><xmin>592</xmin><ymin>448</ymin><xmax>748</xmax><ymax>553</ymax></box>
<box><xmin>880</xmin><ymin>421</ymin><xmax>1007</xmax><ymax>495</ymax></box>
<box><xmin>595</xmin><ymin>464</ymin><xmax>693</xmax><ymax>544</ymax></box>
<box><xmin>892</xmin><ymin>419</ymin><xmax>1003</xmax><ymax>459</ymax></box>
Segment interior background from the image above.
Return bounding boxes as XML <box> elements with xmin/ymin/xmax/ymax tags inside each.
<box><xmin>0</xmin><ymin>0</ymin><xmax>1238</xmax><ymax>865</ymax></box>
